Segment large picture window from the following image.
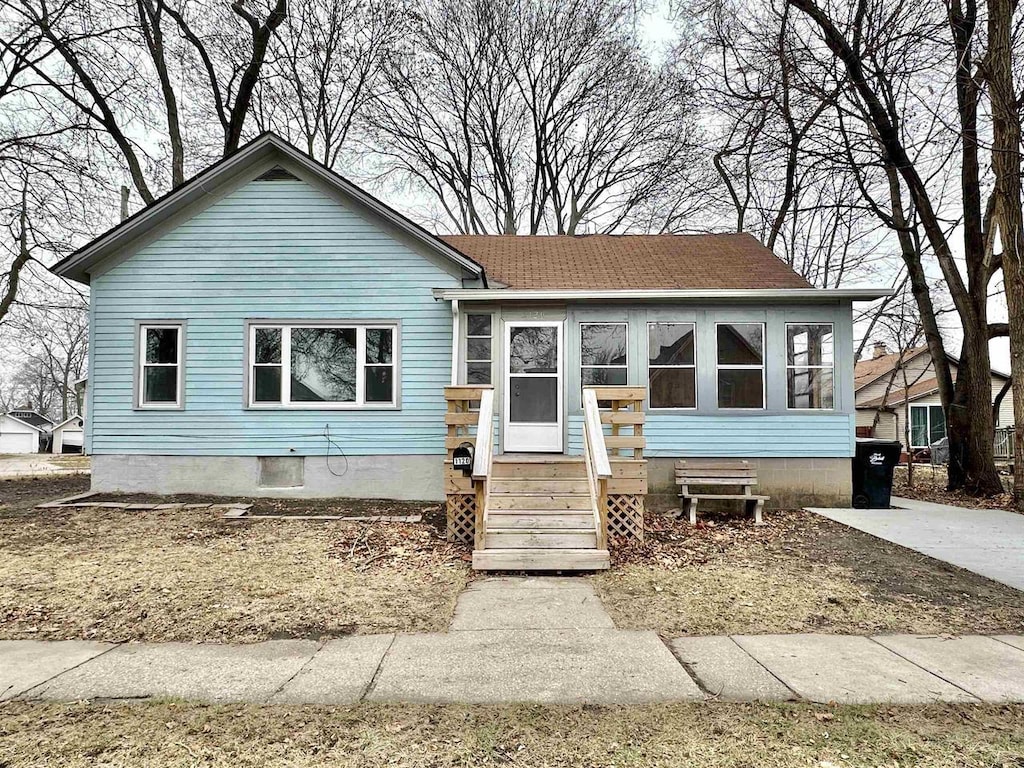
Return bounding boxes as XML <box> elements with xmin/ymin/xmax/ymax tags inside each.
<box><xmin>910</xmin><ymin>404</ymin><xmax>946</xmax><ymax>449</ymax></box>
<box><xmin>248</xmin><ymin>323</ymin><xmax>397</xmax><ymax>407</ymax></box>
<box><xmin>716</xmin><ymin>322</ymin><xmax>764</xmax><ymax>409</ymax></box>
<box><xmin>648</xmin><ymin>322</ymin><xmax>696</xmax><ymax>409</ymax></box>
<box><xmin>786</xmin><ymin>323</ymin><xmax>834</xmax><ymax>409</ymax></box>
<box><xmin>138</xmin><ymin>323</ymin><xmax>183</xmax><ymax>408</ymax></box>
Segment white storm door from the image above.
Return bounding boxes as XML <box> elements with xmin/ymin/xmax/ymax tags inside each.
<box><xmin>503</xmin><ymin>320</ymin><xmax>563</xmax><ymax>452</ymax></box>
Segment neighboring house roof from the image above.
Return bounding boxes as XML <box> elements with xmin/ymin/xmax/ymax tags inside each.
<box><xmin>441</xmin><ymin>233</ymin><xmax>812</xmax><ymax>290</ymax></box>
<box><xmin>853</xmin><ymin>345</ymin><xmax>929</xmax><ymax>390</ymax></box>
<box><xmin>2</xmin><ymin>413</ymin><xmax>48</xmax><ymax>433</ymax></box>
<box><xmin>858</xmin><ymin>377</ymin><xmax>942</xmax><ymax>409</ymax></box>
<box><xmin>855</xmin><ymin>345</ymin><xmax>1010</xmax><ymax>400</ymax></box>
<box><xmin>6</xmin><ymin>410</ymin><xmax>53</xmax><ymax>429</ymax></box>
<box><xmin>51</xmin><ymin>415</ymin><xmax>85</xmax><ymax>431</ymax></box>
<box><xmin>50</xmin><ymin>133</ymin><xmax>486</xmax><ymax>286</ymax></box>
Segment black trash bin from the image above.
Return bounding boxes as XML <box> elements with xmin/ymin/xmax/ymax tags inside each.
<box><xmin>852</xmin><ymin>438</ymin><xmax>902</xmax><ymax>508</ymax></box>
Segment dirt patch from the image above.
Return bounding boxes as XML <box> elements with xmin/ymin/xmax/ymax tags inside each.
<box><xmin>73</xmin><ymin>492</ymin><xmax>443</xmax><ymax>522</ymax></box>
<box><xmin>595</xmin><ymin>507</ymin><xmax>1024</xmax><ymax>636</ymax></box>
<box><xmin>0</xmin><ymin>477</ymin><xmax>469</xmax><ymax>643</ymax></box>
<box><xmin>1</xmin><ymin>475</ymin><xmax>91</xmax><ymax>513</ymax></box>
<box><xmin>1</xmin><ymin>701</ymin><xmax>1022</xmax><ymax>767</ymax></box>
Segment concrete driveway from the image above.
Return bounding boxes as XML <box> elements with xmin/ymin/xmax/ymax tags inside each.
<box><xmin>0</xmin><ymin>454</ymin><xmax>89</xmax><ymax>478</ymax></box>
<box><xmin>808</xmin><ymin>496</ymin><xmax>1024</xmax><ymax>592</ymax></box>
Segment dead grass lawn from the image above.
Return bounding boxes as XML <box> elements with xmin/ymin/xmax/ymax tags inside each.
<box><xmin>595</xmin><ymin>506</ymin><xmax>1024</xmax><ymax>636</ymax></box>
<box><xmin>0</xmin><ymin>477</ymin><xmax>470</xmax><ymax>642</ymax></box>
<box><xmin>1</xmin><ymin>701</ymin><xmax>1022</xmax><ymax>767</ymax></box>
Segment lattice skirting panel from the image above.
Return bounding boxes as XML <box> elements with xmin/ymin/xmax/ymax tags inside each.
<box><xmin>446</xmin><ymin>494</ymin><xmax>476</xmax><ymax>543</ymax></box>
<box><xmin>607</xmin><ymin>494</ymin><xmax>644</xmax><ymax>542</ymax></box>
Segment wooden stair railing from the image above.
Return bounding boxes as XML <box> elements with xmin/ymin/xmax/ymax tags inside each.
<box><xmin>582</xmin><ymin>388</ymin><xmax>612</xmax><ymax>550</ymax></box>
<box><xmin>471</xmin><ymin>389</ymin><xmax>495</xmax><ymax>550</ymax></box>
<box><xmin>444</xmin><ymin>385</ymin><xmax>494</xmax><ymax>544</ymax></box>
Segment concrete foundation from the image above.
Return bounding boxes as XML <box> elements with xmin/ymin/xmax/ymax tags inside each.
<box><xmin>92</xmin><ymin>453</ymin><xmax>850</xmax><ymax>507</ymax></box>
<box><xmin>91</xmin><ymin>454</ymin><xmax>445</xmax><ymax>500</ymax></box>
<box><xmin>646</xmin><ymin>456</ymin><xmax>852</xmax><ymax>508</ymax></box>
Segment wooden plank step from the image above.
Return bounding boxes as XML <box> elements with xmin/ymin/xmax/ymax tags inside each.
<box><xmin>473</xmin><ymin>548</ymin><xmax>610</xmax><ymax>572</ymax></box>
<box><xmin>491</xmin><ymin>463</ymin><xmax>587</xmax><ymax>479</ymax></box>
<box><xmin>489</xmin><ymin>479</ymin><xmax>590</xmax><ymax>494</ymax></box>
<box><xmin>484</xmin><ymin>513</ymin><xmax>595</xmax><ymax>529</ymax></box>
<box><xmin>487</xmin><ymin>495</ymin><xmax>593</xmax><ymax>511</ymax></box>
<box><xmin>485</xmin><ymin>531</ymin><xmax>598</xmax><ymax>549</ymax></box>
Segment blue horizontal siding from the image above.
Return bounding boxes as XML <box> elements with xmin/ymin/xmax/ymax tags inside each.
<box><xmin>88</xmin><ymin>178</ymin><xmax>460</xmax><ymax>457</ymax></box>
<box><xmin>567</xmin><ymin>412</ymin><xmax>855</xmax><ymax>458</ymax></box>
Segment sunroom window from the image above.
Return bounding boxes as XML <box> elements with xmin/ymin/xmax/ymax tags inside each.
<box><xmin>716</xmin><ymin>322</ymin><xmax>765</xmax><ymax>409</ymax></box>
<box><xmin>786</xmin><ymin>323</ymin><xmax>834</xmax><ymax>409</ymax></box>
<box><xmin>248</xmin><ymin>323</ymin><xmax>397</xmax><ymax>407</ymax></box>
<box><xmin>581</xmin><ymin>322</ymin><xmax>627</xmax><ymax>407</ymax></box>
<box><xmin>648</xmin><ymin>322</ymin><xmax>696</xmax><ymax>409</ymax></box>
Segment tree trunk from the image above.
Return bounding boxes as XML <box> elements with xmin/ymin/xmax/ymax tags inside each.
<box><xmin>947</xmin><ymin>328</ymin><xmax>1003</xmax><ymax>494</ymax></box>
<box><xmin>987</xmin><ymin>0</ymin><xmax>1024</xmax><ymax>508</ymax></box>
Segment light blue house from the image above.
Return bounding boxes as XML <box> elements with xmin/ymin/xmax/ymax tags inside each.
<box><xmin>53</xmin><ymin>134</ymin><xmax>885</xmax><ymax>569</ymax></box>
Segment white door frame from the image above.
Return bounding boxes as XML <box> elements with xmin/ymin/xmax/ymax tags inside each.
<box><xmin>502</xmin><ymin>319</ymin><xmax>564</xmax><ymax>453</ymax></box>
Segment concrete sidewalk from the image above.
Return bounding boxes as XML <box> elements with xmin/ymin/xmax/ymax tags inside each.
<box><xmin>4</xmin><ymin>578</ymin><xmax>1024</xmax><ymax>706</ymax></box>
<box><xmin>808</xmin><ymin>496</ymin><xmax>1024</xmax><ymax>591</ymax></box>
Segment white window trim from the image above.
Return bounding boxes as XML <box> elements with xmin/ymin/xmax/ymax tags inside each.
<box><xmin>785</xmin><ymin>322</ymin><xmax>836</xmax><ymax>411</ymax></box>
<box><xmin>247</xmin><ymin>322</ymin><xmax>398</xmax><ymax>409</ymax></box>
<box><xmin>646</xmin><ymin>321</ymin><xmax>698</xmax><ymax>411</ymax></box>
<box><xmin>909</xmin><ymin>403</ymin><xmax>945</xmax><ymax>449</ymax></box>
<box><xmin>715</xmin><ymin>321</ymin><xmax>766</xmax><ymax>410</ymax></box>
<box><xmin>580</xmin><ymin>322</ymin><xmax>629</xmax><ymax>408</ymax></box>
<box><xmin>138</xmin><ymin>323</ymin><xmax>183</xmax><ymax>409</ymax></box>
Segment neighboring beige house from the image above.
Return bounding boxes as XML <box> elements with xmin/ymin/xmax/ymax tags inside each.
<box><xmin>854</xmin><ymin>343</ymin><xmax>1014</xmax><ymax>451</ymax></box>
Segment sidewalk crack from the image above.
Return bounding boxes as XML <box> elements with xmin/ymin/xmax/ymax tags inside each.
<box><xmin>865</xmin><ymin>635</ymin><xmax>981</xmax><ymax>703</ymax></box>
<box><xmin>360</xmin><ymin>634</ymin><xmax>397</xmax><ymax>702</ymax></box>
<box><xmin>15</xmin><ymin>642</ymin><xmax>123</xmax><ymax>701</ymax></box>
<box><xmin>266</xmin><ymin>640</ymin><xmax>326</xmax><ymax>703</ymax></box>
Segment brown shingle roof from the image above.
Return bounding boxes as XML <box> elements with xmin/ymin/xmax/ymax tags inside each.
<box><xmin>859</xmin><ymin>377</ymin><xmax>940</xmax><ymax>409</ymax></box>
<box><xmin>853</xmin><ymin>346</ymin><xmax>929</xmax><ymax>390</ymax></box>
<box><xmin>440</xmin><ymin>233</ymin><xmax>812</xmax><ymax>290</ymax></box>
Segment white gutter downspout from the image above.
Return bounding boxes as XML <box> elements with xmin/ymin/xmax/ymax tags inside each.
<box><xmin>450</xmin><ymin>298</ymin><xmax>460</xmax><ymax>385</ymax></box>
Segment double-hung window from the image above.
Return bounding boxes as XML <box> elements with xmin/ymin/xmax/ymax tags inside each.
<box><xmin>465</xmin><ymin>314</ymin><xmax>493</xmax><ymax>386</ymax></box>
<box><xmin>648</xmin><ymin>322</ymin><xmax>696</xmax><ymax>409</ymax></box>
<box><xmin>138</xmin><ymin>323</ymin><xmax>183</xmax><ymax>408</ymax></box>
<box><xmin>580</xmin><ymin>323</ymin><xmax>627</xmax><ymax>407</ymax></box>
<box><xmin>248</xmin><ymin>323</ymin><xmax>397</xmax><ymax>407</ymax></box>
<box><xmin>786</xmin><ymin>323</ymin><xmax>835</xmax><ymax>409</ymax></box>
<box><xmin>716</xmin><ymin>322</ymin><xmax>765</xmax><ymax>409</ymax></box>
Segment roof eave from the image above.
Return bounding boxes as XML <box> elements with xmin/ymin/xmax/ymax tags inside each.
<box><xmin>433</xmin><ymin>287</ymin><xmax>892</xmax><ymax>302</ymax></box>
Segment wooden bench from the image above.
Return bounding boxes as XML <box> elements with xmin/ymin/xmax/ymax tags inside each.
<box><xmin>674</xmin><ymin>460</ymin><xmax>768</xmax><ymax>525</ymax></box>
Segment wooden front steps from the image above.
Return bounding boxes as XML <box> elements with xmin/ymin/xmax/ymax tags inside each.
<box><xmin>472</xmin><ymin>456</ymin><xmax>610</xmax><ymax>572</ymax></box>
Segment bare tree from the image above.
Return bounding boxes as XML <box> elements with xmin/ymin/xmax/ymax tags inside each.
<box><xmin>781</xmin><ymin>0</ymin><xmax>1012</xmax><ymax>495</ymax></box>
<box><xmin>4</xmin><ymin>0</ymin><xmax>287</xmax><ymax>205</ymax></box>
<box><xmin>253</xmin><ymin>0</ymin><xmax>402</xmax><ymax>169</ymax></box>
<box><xmin>4</xmin><ymin>298</ymin><xmax>88</xmax><ymax>419</ymax></box>
<box><xmin>369</xmin><ymin>0</ymin><xmax>704</xmax><ymax>234</ymax></box>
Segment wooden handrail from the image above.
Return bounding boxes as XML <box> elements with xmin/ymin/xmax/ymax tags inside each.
<box><xmin>472</xmin><ymin>390</ymin><xmax>494</xmax><ymax>480</ymax></box>
<box><xmin>471</xmin><ymin>389</ymin><xmax>495</xmax><ymax>550</ymax></box>
<box><xmin>583</xmin><ymin>388</ymin><xmax>612</xmax><ymax>549</ymax></box>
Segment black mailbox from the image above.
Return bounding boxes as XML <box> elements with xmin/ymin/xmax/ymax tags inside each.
<box><xmin>452</xmin><ymin>443</ymin><xmax>474</xmax><ymax>476</ymax></box>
